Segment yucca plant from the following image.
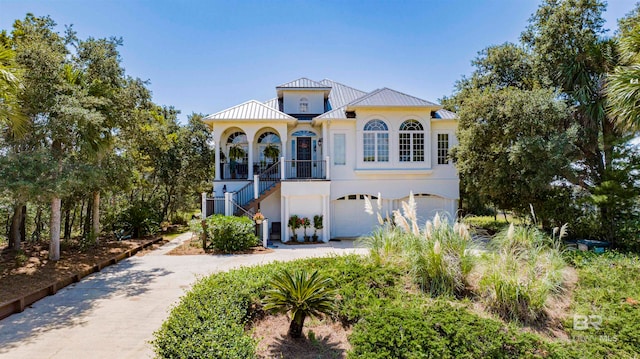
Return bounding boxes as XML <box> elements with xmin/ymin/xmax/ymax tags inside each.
<box><xmin>262</xmin><ymin>269</ymin><xmax>336</xmax><ymax>338</ymax></box>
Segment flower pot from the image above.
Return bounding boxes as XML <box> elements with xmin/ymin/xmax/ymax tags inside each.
<box><xmin>312</xmin><ymin>235</ymin><xmax>318</xmax><ymax>242</ymax></box>
<box><xmin>304</xmin><ymin>236</ymin><xmax>311</xmax><ymax>242</ymax></box>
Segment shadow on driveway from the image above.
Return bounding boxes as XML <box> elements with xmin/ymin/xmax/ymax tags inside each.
<box><xmin>0</xmin><ymin>258</ymin><xmax>172</xmax><ymax>353</ymax></box>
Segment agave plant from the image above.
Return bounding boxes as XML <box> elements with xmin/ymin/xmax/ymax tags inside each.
<box><xmin>262</xmin><ymin>269</ymin><xmax>336</xmax><ymax>338</ymax></box>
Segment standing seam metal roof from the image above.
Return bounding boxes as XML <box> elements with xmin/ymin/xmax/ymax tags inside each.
<box><xmin>276</xmin><ymin>77</ymin><xmax>331</xmax><ymax>89</ymax></box>
<box><xmin>319</xmin><ymin>79</ymin><xmax>368</xmax><ymax>109</ymax></box>
<box><xmin>203</xmin><ymin>100</ymin><xmax>294</xmax><ymax>120</ymax></box>
<box><xmin>434</xmin><ymin>109</ymin><xmax>457</xmax><ymax>119</ymax></box>
<box><xmin>347</xmin><ymin>88</ymin><xmax>440</xmax><ymax>108</ymax></box>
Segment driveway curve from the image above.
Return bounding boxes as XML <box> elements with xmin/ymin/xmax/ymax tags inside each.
<box><xmin>0</xmin><ymin>233</ymin><xmax>367</xmax><ymax>358</ymax></box>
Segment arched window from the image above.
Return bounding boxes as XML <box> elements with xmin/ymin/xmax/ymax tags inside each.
<box><xmin>226</xmin><ymin>131</ymin><xmax>248</xmax><ymax>163</ymax></box>
<box><xmin>399</xmin><ymin>119</ymin><xmax>424</xmax><ymax>162</ymax></box>
<box><xmin>299</xmin><ymin>97</ymin><xmax>309</xmax><ymax>113</ymax></box>
<box><xmin>363</xmin><ymin>119</ymin><xmax>389</xmax><ymax>162</ymax></box>
<box><xmin>257</xmin><ymin>131</ymin><xmax>281</xmax><ymax>163</ymax></box>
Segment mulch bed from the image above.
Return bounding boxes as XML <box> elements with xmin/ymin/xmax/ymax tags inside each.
<box><xmin>168</xmin><ymin>238</ymin><xmax>274</xmax><ymax>255</ymax></box>
<box><xmin>0</xmin><ymin>237</ymin><xmax>156</xmax><ymax>304</ymax></box>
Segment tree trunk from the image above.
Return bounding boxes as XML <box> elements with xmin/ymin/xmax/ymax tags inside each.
<box><xmin>69</xmin><ymin>201</ymin><xmax>78</xmax><ymax>239</ymax></box>
<box><xmin>49</xmin><ymin>197</ymin><xmax>61</xmax><ymax>260</ymax></box>
<box><xmin>78</xmin><ymin>198</ymin><xmax>85</xmax><ymax>235</ymax></box>
<box><xmin>287</xmin><ymin>312</ymin><xmax>306</xmax><ymax>338</ymax></box>
<box><xmin>33</xmin><ymin>205</ymin><xmax>43</xmax><ymax>242</ymax></box>
<box><xmin>20</xmin><ymin>205</ymin><xmax>26</xmax><ymax>242</ymax></box>
<box><xmin>9</xmin><ymin>203</ymin><xmax>23</xmax><ymax>251</ymax></box>
<box><xmin>92</xmin><ymin>191</ymin><xmax>100</xmax><ymax>243</ymax></box>
<box><xmin>63</xmin><ymin>204</ymin><xmax>72</xmax><ymax>240</ymax></box>
<box><xmin>82</xmin><ymin>196</ymin><xmax>92</xmax><ymax>240</ymax></box>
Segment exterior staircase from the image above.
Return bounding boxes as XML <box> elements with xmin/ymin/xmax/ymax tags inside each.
<box><xmin>232</xmin><ymin>162</ymin><xmax>281</xmax><ymax>216</ymax></box>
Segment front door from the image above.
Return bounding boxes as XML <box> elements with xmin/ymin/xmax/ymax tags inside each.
<box><xmin>297</xmin><ymin>137</ymin><xmax>311</xmax><ymax>178</ymax></box>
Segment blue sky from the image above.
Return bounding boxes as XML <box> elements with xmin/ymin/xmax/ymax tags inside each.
<box><xmin>0</xmin><ymin>0</ymin><xmax>636</xmax><ymax>122</ymax></box>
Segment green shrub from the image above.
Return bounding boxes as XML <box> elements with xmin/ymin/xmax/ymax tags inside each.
<box><xmin>348</xmin><ymin>301</ymin><xmax>554</xmax><ymax>358</ymax></box>
<box><xmin>204</xmin><ymin>215</ymin><xmax>258</xmax><ymax>252</ymax></box>
<box><xmin>118</xmin><ymin>199</ymin><xmax>161</xmax><ymax>238</ymax></box>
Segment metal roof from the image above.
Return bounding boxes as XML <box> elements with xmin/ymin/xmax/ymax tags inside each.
<box><xmin>315</xmin><ymin>106</ymin><xmax>347</xmax><ymax>120</ymax></box>
<box><xmin>319</xmin><ymin>79</ymin><xmax>367</xmax><ymax>109</ymax></box>
<box><xmin>203</xmin><ymin>100</ymin><xmax>294</xmax><ymax>121</ymax></box>
<box><xmin>434</xmin><ymin>109</ymin><xmax>457</xmax><ymax>119</ymax></box>
<box><xmin>263</xmin><ymin>97</ymin><xmax>278</xmax><ymax>109</ymax></box>
<box><xmin>276</xmin><ymin>77</ymin><xmax>331</xmax><ymax>89</ymax></box>
<box><xmin>348</xmin><ymin>88</ymin><xmax>440</xmax><ymax>108</ymax></box>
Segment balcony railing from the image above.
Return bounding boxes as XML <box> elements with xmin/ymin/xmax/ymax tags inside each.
<box><xmin>219</xmin><ymin>162</ymin><xmax>278</xmax><ymax>180</ymax></box>
<box><xmin>217</xmin><ymin>160</ymin><xmax>327</xmax><ymax>180</ymax></box>
<box><xmin>284</xmin><ymin>160</ymin><xmax>326</xmax><ymax>180</ymax></box>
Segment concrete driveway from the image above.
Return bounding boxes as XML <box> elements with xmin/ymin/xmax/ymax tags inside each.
<box><xmin>0</xmin><ymin>233</ymin><xmax>367</xmax><ymax>358</ymax></box>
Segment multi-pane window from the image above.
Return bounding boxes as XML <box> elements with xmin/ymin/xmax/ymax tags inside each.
<box><xmin>363</xmin><ymin>119</ymin><xmax>389</xmax><ymax>162</ymax></box>
<box><xmin>299</xmin><ymin>97</ymin><xmax>309</xmax><ymax>113</ymax></box>
<box><xmin>399</xmin><ymin>119</ymin><xmax>424</xmax><ymax>162</ymax></box>
<box><xmin>437</xmin><ymin>133</ymin><xmax>450</xmax><ymax>165</ymax></box>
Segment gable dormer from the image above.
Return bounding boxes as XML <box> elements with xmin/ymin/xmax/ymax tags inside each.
<box><xmin>276</xmin><ymin>78</ymin><xmax>331</xmax><ymax>119</ymax></box>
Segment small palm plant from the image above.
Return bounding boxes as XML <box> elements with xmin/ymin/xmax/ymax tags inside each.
<box><xmin>262</xmin><ymin>269</ymin><xmax>336</xmax><ymax>338</ymax></box>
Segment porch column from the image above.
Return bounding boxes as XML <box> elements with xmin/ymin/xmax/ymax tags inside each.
<box><xmin>214</xmin><ymin>141</ymin><xmax>221</xmax><ymax>181</ymax></box>
<box><xmin>323</xmin><ymin>195</ymin><xmax>330</xmax><ymax>242</ymax></box>
<box><xmin>280</xmin><ymin>157</ymin><xmax>286</xmax><ymax>181</ymax></box>
<box><xmin>281</xmin><ymin>134</ymin><xmax>287</xmax><ymax>160</ymax></box>
<box><xmin>262</xmin><ymin>219</ymin><xmax>269</xmax><ymax>248</ymax></box>
<box><xmin>282</xmin><ymin>195</ymin><xmax>289</xmax><ymax>242</ymax></box>
<box><xmin>322</xmin><ymin>121</ymin><xmax>328</xmax><ymax>158</ymax></box>
<box><xmin>325</xmin><ymin>156</ymin><xmax>331</xmax><ymax>180</ymax></box>
<box><xmin>247</xmin><ymin>135</ymin><xmax>254</xmax><ymax>180</ymax></box>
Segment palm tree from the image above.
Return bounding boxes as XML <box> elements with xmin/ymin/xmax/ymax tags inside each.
<box><xmin>262</xmin><ymin>269</ymin><xmax>336</xmax><ymax>338</ymax></box>
<box><xmin>607</xmin><ymin>5</ymin><xmax>640</xmax><ymax>131</ymax></box>
<box><xmin>0</xmin><ymin>44</ymin><xmax>27</xmax><ymax>135</ymax></box>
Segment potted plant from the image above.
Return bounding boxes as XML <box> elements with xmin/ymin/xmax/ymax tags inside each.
<box><xmin>301</xmin><ymin>217</ymin><xmax>311</xmax><ymax>242</ymax></box>
<box><xmin>312</xmin><ymin>215</ymin><xmax>323</xmax><ymax>242</ymax></box>
<box><xmin>288</xmin><ymin>215</ymin><xmax>300</xmax><ymax>241</ymax></box>
<box><xmin>253</xmin><ymin>210</ymin><xmax>264</xmax><ymax>225</ymax></box>
<box><xmin>263</xmin><ymin>144</ymin><xmax>280</xmax><ymax>163</ymax></box>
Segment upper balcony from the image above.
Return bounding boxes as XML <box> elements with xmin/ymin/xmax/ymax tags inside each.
<box><xmin>217</xmin><ymin>158</ymin><xmax>328</xmax><ymax>181</ymax></box>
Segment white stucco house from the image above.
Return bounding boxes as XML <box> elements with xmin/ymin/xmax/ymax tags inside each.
<box><xmin>201</xmin><ymin>78</ymin><xmax>459</xmax><ymax>242</ymax></box>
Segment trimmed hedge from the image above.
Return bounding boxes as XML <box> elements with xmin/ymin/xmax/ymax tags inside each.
<box><xmin>204</xmin><ymin>214</ymin><xmax>258</xmax><ymax>252</ymax></box>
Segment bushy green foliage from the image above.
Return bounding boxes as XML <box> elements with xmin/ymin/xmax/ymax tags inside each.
<box><xmin>463</xmin><ymin>215</ymin><xmax>513</xmax><ymax>234</ymax></box>
<box><xmin>348</xmin><ymin>301</ymin><xmax>554</xmax><ymax>358</ymax></box>
<box><xmin>263</xmin><ymin>269</ymin><xmax>336</xmax><ymax>338</ymax></box>
<box><xmin>204</xmin><ymin>214</ymin><xmax>258</xmax><ymax>252</ymax></box>
<box><xmin>117</xmin><ymin>199</ymin><xmax>161</xmax><ymax>238</ymax></box>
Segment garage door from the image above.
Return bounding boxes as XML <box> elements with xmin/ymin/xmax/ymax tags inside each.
<box><xmin>401</xmin><ymin>194</ymin><xmax>451</xmax><ymax>223</ymax></box>
<box><xmin>332</xmin><ymin>194</ymin><xmax>381</xmax><ymax>238</ymax></box>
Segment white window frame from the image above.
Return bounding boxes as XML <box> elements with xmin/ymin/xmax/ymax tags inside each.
<box><xmin>363</xmin><ymin>119</ymin><xmax>389</xmax><ymax>162</ymax></box>
<box><xmin>399</xmin><ymin>120</ymin><xmax>425</xmax><ymax>162</ymax></box>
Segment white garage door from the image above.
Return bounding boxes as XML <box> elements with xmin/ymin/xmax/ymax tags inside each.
<box><xmin>402</xmin><ymin>194</ymin><xmax>452</xmax><ymax>223</ymax></box>
<box><xmin>332</xmin><ymin>194</ymin><xmax>381</xmax><ymax>238</ymax></box>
